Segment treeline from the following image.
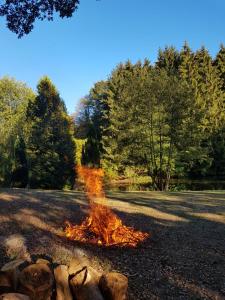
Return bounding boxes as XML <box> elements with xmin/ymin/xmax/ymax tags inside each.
<box><xmin>76</xmin><ymin>43</ymin><xmax>225</xmax><ymax>190</ymax></box>
<box><xmin>0</xmin><ymin>77</ymin><xmax>75</xmax><ymax>189</ymax></box>
<box><xmin>1</xmin><ymin>44</ymin><xmax>225</xmax><ymax>191</ymax></box>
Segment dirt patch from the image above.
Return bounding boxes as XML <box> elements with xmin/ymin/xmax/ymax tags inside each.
<box><xmin>0</xmin><ymin>188</ymin><xmax>224</xmax><ymax>299</ymax></box>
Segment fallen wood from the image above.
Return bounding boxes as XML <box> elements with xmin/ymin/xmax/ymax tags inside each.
<box><xmin>54</xmin><ymin>265</ymin><xmax>73</xmax><ymax>300</ymax></box>
<box><xmin>69</xmin><ymin>256</ymin><xmax>104</xmax><ymax>300</ymax></box>
<box><xmin>70</xmin><ymin>266</ymin><xmax>104</xmax><ymax>300</ymax></box>
<box><xmin>68</xmin><ymin>257</ymin><xmax>102</xmax><ymax>285</ymax></box>
<box><xmin>0</xmin><ymin>257</ymin><xmax>129</xmax><ymax>300</ymax></box>
<box><xmin>18</xmin><ymin>263</ymin><xmax>54</xmax><ymax>300</ymax></box>
<box><xmin>0</xmin><ymin>293</ymin><xmax>30</xmax><ymax>300</ymax></box>
<box><xmin>99</xmin><ymin>272</ymin><xmax>128</xmax><ymax>300</ymax></box>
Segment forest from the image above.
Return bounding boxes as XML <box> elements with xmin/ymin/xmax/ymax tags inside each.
<box><xmin>0</xmin><ymin>43</ymin><xmax>225</xmax><ymax>191</ymax></box>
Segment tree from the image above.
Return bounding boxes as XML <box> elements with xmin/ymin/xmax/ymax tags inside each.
<box><xmin>0</xmin><ymin>0</ymin><xmax>80</xmax><ymax>37</ymax></box>
<box><xmin>72</xmin><ymin>44</ymin><xmax>225</xmax><ymax>190</ymax></box>
<box><xmin>178</xmin><ymin>44</ymin><xmax>224</xmax><ymax>177</ymax></box>
<box><xmin>0</xmin><ymin>77</ymin><xmax>34</xmax><ymax>187</ymax></box>
<box><xmin>214</xmin><ymin>44</ymin><xmax>225</xmax><ymax>90</ymax></box>
<box><xmin>156</xmin><ymin>46</ymin><xmax>180</xmax><ymax>75</ymax></box>
<box><xmin>26</xmin><ymin>77</ymin><xmax>75</xmax><ymax>189</ymax></box>
<box><xmin>74</xmin><ymin>81</ymin><xmax>110</xmax><ymax>168</ymax></box>
<box><xmin>210</xmin><ymin>44</ymin><xmax>225</xmax><ymax>177</ymax></box>
<box><xmin>139</xmin><ymin>70</ymin><xmax>194</xmax><ymax>190</ymax></box>
<box><xmin>100</xmin><ymin>61</ymin><xmax>146</xmax><ymax>176</ymax></box>
<box><xmin>93</xmin><ymin>60</ymin><xmax>194</xmax><ymax>190</ymax></box>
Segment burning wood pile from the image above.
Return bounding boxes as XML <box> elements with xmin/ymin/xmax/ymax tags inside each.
<box><xmin>0</xmin><ymin>256</ymin><xmax>128</xmax><ymax>299</ymax></box>
<box><xmin>65</xmin><ymin>166</ymin><xmax>149</xmax><ymax>247</ymax></box>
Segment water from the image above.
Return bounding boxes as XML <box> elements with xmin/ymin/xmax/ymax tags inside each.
<box><xmin>106</xmin><ymin>179</ymin><xmax>225</xmax><ymax>192</ymax></box>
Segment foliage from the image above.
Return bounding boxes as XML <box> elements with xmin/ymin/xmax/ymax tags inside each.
<box><xmin>0</xmin><ymin>77</ymin><xmax>34</xmax><ymax>186</ymax></box>
<box><xmin>75</xmin><ymin>43</ymin><xmax>225</xmax><ymax>190</ymax></box>
<box><xmin>0</xmin><ymin>0</ymin><xmax>80</xmax><ymax>37</ymax></box>
<box><xmin>0</xmin><ymin>43</ymin><xmax>224</xmax><ymax>191</ymax></box>
<box><xmin>26</xmin><ymin>77</ymin><xmax>75</xmax><ymax>189</ymax></box>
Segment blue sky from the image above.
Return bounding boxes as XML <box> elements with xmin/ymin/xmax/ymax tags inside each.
<box><xmin>0</xmin><ymin>0</ymin><xmax>224</xmax><ymax>113</ymax></box>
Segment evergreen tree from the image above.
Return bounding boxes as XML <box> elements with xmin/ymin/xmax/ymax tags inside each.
<box><xmin>210</xmin><ymin>44</ymin><xmax>225</xmax><ymax>176</ymax></box>
<box><xmin>214</xmin><ymin>44</ymin><xmax>225</xmax><ymax>90</ymax></box>
<box><xmin>27</xmin><ymin>77</ymin><xmax>75</xmax><ymax>189</ymax></box>
<box><xmin>179</xmin><ymin>45</ymin><xmax>224</xmax><ymax>177</ymax></box>
<box><xmin>11</xmin><ymin>136</ymin><xmax>28</xmax><ymax>187</ymax></box>
<box><xmin>72</xmin><ymin>44</ymin><xmax>225</xmax><ymax>189</ymax></box>
<box><xmin>179</xmin><ymin>42</ymin><xmax>195</xmax><ymax>81</ymax></box>
<box><xmin>156</xmin><ymin>46</ymin><xmax>180</xmax><ymax>75</ymax></box>
<box><xmin>100</xmin><ymin>61</ymin><xmax>148</xmax><ymax>176</ymax></box>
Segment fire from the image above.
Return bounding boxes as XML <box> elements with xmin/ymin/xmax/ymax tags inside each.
<box><xmin>65</xmin><ymin>166</ymin><xmax>149</xmax><ymax>247</ymax></box>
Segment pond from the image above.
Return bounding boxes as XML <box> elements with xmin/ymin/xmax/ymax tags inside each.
<box><xmin>106</xmin><ymin>179</ymin><xmax>225</xmax><ymax>192</ymax></box>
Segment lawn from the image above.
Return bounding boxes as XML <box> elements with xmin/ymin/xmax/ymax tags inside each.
<box><xmin>0</xmin><ymin>189</ymin><xmax>224</xmax><ymax>299</ymax></box>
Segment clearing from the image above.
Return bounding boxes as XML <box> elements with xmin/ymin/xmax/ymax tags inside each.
<box><xmin>0</xmin><ymin>189</ymin><xmax>224</xmax><ymax>299</ymax></box>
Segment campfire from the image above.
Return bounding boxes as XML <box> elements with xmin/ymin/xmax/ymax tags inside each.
<box><xmin>65</xmin><ymin>166</ymin><xmax>149</xmax><ymax>247</ymax></box>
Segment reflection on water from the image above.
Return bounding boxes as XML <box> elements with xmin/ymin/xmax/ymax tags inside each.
<box><xmin>106</xmin><ymin>179</ymin><xmax>225</xmax><ymax>192</ymax></box>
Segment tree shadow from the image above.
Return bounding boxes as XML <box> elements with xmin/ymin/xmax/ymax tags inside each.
<box><xmin>0</xmin><ymin>189</ymin><xmax>224</xmax><ymax>299</ymax></box>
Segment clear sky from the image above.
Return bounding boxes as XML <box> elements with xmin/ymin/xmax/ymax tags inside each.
<box><xmin>0</xmin><ymin>0</ymin><xmax>224</xmax><ymax>113</ymax></box>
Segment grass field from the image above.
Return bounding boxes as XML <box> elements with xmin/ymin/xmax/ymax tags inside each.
<box><xmin>0</xmin><ymin>189</ymin><xmax>224</xmax><ymax>299</ymax></box>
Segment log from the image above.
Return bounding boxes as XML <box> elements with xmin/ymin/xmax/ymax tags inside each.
<box><xmin>69</xmin><ymin>258</ymin><xmax>104</xmax><ymax>300</ymax></box>
<box><xmin>68</xmin><ymin>257</ymin><xmax>102</xmax><ymax>285</ymax></box>
<box><xmin>54</xmin><ymin>265</ymin><xmax>73</xmax><ymax>300</ymax></box>
<box><xmin>70</xmin><ymin>267</ymin><xmax>104</xmax><ymax>300</ymax></box>
<box><xmin>1</xmin><ymin>259</ymin><xmax>26</xmax><ymax>291</ymax></box>
<box><xmin>99</xmin><ymin>272</ymin><xmax>128</xmax><ymax>300</ymax></box>
<box><xmin>0</xmin><ymin>293</ymin><xmax>30</xmax><ymax>300</ymax></box>
<box><xmin>17</xmin><ymin>263</ymin><xmax>54</xmax><ymax>300</ymax></box>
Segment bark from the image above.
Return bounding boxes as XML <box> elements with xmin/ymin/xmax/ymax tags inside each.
<box><xmin>69</xmin><ymin>257</ymin><xmax>103</xmax><ymax>300</ymax></box>
<box><xmin>54</xmin><ymin>265</ymin><xmax>73</xmax><ymax>300</ymax></box>
<box><xmin>68</xmin><ymin>257</ymin><xmax>102</xmax><ymax>285</ymax></box>
<box><xmin>17</xmin><ymin>263</ymin><xmax>54</xmax><ymax>300</ymax></box>
<box><xmin>99</xmin><ymin>272</ymin><xmax>128</xmax><ymax>300</ymax></box>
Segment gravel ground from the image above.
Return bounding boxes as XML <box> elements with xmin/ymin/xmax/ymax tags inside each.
<box><xmin>0</xmin><ymin>188</ymin><xmax>224</xmax><ymax>299</ymax></box>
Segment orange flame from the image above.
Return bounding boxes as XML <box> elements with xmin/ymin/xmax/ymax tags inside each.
<box><xmin>65</xmin><ymin>166</ymin><xmax>149</xmax><ymax>247</ymax></box>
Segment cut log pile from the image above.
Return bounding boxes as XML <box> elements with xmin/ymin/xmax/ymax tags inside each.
<box><xmin>0</xmin><ymin>257</ymin><xmax>128</xmax><ymax>300</ymax></box>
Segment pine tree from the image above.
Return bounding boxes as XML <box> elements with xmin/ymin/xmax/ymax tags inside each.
<box><xmin>27</xmin><ymin>77</ymin><xmax>75</xmax><ymax>189</ymax></box>
<box><xmin>100</xmin><ymin>61</ymin><xmax>148</xmax><ymax>176</ymax></box>
<box><xmin>178</xmin><ymin>45</ymin><xmax>224</xmax><ymax>176</ymax></box>
<box><xmin>210</xmin><ymin>44</ymin><xmax>225</xmax><ymax>176</ymax></box>
<box><xmin>156</xmin><ymin>46</ymin><xmax>180</xmax><ymax>75</ymax></box>
<box><xmin>179</xmin><ymin>42</ymin><xmax>196</xmax><ymax>81</ymax></box>
<box><xmin>214</xmin><ymin>44</ymin><xmax>225</xmax><ymax>90</ymax></box>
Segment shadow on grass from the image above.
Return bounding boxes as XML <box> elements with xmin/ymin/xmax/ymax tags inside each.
<box><xmin>0</xmin><ymin>189</ymin><xmax>224</xmax><ymax>299</ymax></box>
